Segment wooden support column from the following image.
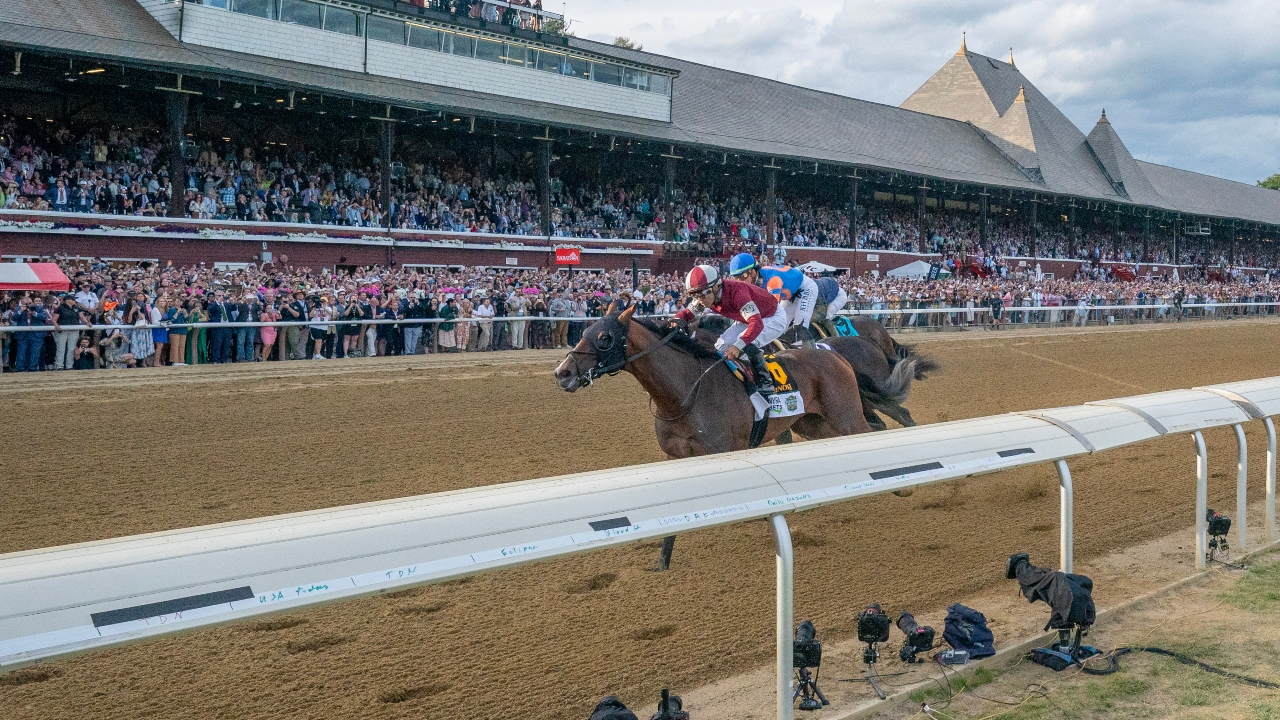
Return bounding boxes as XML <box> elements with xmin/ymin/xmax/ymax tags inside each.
<box><xmin>1143</xmin><ymin>212</ymin><xmax>1151</xmax><ymax>263</ymax></box>
<box><xmin>661</xmin><ymin>147</ymin><xmax>681</xmax><ymax>242</ymax></box>
<box><xmin>537</xmin><ymin>130</ymin><xmax>553</xmax><ymax>236</ymax></box>
<box><xmin>377</xmin><ymin>115</ymin><xmax>395</xmax><ymax>229</ymax></box>
<box><xmin>1068</xmin><ymin>200</ymin><xmax>1078</xmax><ymax>258</ymax></box>
<box><xmin>848</xmin><ymin>172</ymin><xmax>859</xmax><ymax>249</ymax></box>
<box><xmin>1030</xmin><ymin>196</ymin><xmax>1039</xmax><ymax>259</ymax></box>
<box><xmin>979</xmin><ymin>188</ymin><xmax>989</xmax><ymax>250</ymax></box>
<box><xmin>164</xmin><ymin>90</ymin><xmax>190</xmax><ymax>219</ymax></box>
<box><xmin>917</xmin><ymin>181</ymin><xmax>929</xmax><ymax>253</ymax></box>
<box><xmin>764</xmin><ymin>159</ymin><xmax>780</xmax><ymax>248</ymax></box>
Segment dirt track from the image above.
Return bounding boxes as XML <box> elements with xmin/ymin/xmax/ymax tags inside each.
<box><xmin>1</xmin><ymin>320</ymin><xmax>1278</xmax><ymax>719</ymax></box>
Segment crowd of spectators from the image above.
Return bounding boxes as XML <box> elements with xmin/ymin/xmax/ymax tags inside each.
<box><xmin>2</xmin><ymin>256</ymin><xmax>1276</xmax><ymax>372</ymax></box>
<box><xmin>3</xmin><ymin>119</ymin><xmax>1265</xmax><ymax>273</ymax></box>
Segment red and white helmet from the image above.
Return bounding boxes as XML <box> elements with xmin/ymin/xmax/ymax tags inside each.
<box><xmin>685</xmin><ymin>264</ymin><xmax>721</xmax><ymax>293</ymax></box>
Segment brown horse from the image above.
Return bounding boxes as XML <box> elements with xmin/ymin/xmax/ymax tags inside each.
<box><xmin>554</xmin><ymin>306</ymin><xmax>874</xmax><ymax>569</ymax></box>
<box><xmin>554</xmin><ymin>305</ymin><xmax>873</xmax><ymax>456</ymax></box>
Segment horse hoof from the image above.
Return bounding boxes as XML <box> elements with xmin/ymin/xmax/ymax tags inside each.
<box><xmin>892</xmin><ymin>489</ymin><xmax>914</xmax><ymax>498</ymax></box>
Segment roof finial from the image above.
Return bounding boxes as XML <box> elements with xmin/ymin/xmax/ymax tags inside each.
<box><xmin>1015</xmin><ymin>85</ymin><xmax>1026</xmax><ymax>102</ymax></box>
<box><xmin>1099</xmin><ymin>108</ymin><xmax>1108</xmax><ymax>123</ymax></box>
<box><xmin>1008</xmin><ymin>48</ymin><xmax>1016</xmax><ymax>68</ymax></box>
<box><xmin>957</xmin><ymin>32</ymin><xmax>968</xmax><ymax>56</ymax></box>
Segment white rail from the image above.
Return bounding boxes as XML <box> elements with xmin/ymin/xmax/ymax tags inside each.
<box><xmin>1</xmin><ymin>378</ymin><xmax>1279</xmax><ymax>720</ymax></box>
<box><xmin>0</xmin><ymin>302</ymin><xmax>1274</xmax><ymax>333</ymax></box>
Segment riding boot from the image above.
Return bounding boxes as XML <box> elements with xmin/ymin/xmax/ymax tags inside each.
<box><xmin>745</xmin><ymin>343</ymin><xmax>775</xmax><ymax>395</ymax></box>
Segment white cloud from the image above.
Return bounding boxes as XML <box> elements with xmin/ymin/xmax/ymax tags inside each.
<box><xmin>563</xmin><ymin>0</ymin><xmax>1280</xmax><ymax>184</ymax></box>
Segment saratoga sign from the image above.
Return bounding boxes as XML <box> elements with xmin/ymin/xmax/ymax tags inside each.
<box><xmin>554</xmin><ymin>245</ymin><xmax>582</xmax><ymax>265</ymax></box>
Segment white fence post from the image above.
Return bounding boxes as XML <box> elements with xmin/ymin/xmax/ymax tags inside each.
<box><xmin>1055</xmin><ymin>460</ymin><xmax>1073</xmax><ymax>573</ymax></box>
<box><xmin>1194</xmin><ymin>431</ymin><xmax>1208</xmax><ymax>570</ymax></box>
<box><xmin>770</xmin><ymin>514</ymin><xmax>794</xmax><ymax>720</ymax></box>
<box><xmin>1233</xmin><ymin>423</ymin><xmax>1248</xmax><ymax>550</ymax></box>
<box><xmin>1266</xmin><ymin>418</ymin><xmax>1277</xmax><ymax>541</ymax></box>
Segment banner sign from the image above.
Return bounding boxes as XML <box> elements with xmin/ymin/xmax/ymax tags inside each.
<box><xmin>554</xmin><ymin>246</ymin><xmax>582</xmax><ymax>265</ymax></box>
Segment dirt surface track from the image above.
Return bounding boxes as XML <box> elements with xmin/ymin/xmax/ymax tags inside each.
<box><xmin>2</xmin><ymin>320</ymin><xmax>1279</xmax><ymax>719</ymax></box>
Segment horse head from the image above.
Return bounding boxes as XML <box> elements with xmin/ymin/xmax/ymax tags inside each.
<box><xmin>554</xmin><ymin>303</ymin><xmax>635</xmax><ymax>392</ymax></box>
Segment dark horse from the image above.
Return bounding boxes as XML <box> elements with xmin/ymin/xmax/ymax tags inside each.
<box><xmin>554</xmin><ymin>305</ymin><xmax>874</xmax><ymax>568</ymax></box>
<box><xmin>847</xmin><ymin>317</ymin><xmax>935</xmax><ymax>382</ymax></box>
<box><xmin>700</xmin><ymin>316</ymin><xmax>938</xmax><ymax>431</ymax></box>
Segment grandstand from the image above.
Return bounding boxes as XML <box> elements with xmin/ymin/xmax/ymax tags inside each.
<box><xmin>0</xmin><ymin>0</ymin><xmax>1278</xmax><ymax>276</ymax></box>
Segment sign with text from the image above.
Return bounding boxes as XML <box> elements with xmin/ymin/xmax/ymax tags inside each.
<box><xmin>554</xmin><ymin>246</ymin><xmax>582</xmax><ymax>265</ymax></box>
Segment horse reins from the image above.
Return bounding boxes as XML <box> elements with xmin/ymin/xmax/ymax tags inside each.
<box><xmin>562</xmin><ymin>324</ymin><xmax>725</xmax><ymax>421</ymax></box>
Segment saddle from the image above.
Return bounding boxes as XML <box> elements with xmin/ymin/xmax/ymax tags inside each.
<box><xmin>727</xmin><ymin>351</ymin><xmax>794</xmax><ymax>397</ymax></box>
<box><xmin>728</xmin><ymin>352</ymin><xmax>804</xmax><ymax>448</ymax></box>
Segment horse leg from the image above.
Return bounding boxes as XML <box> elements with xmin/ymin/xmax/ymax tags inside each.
<box><xmin>864</xmin><ymin>404</ymin><xmax>888</xmax><ymax>431</ymax></box>
<box><xmin>654</xmin><ymin>536</ymin><xmax>677</xmax><ymax>572</ymax></box>
<box><xmin>790</xmin><ymin>414</ymin><xmax>844</xmax><ymax>440</ymax></box>
<box><xmin>878</xmin><ymin>402</ymin><xmax>917</xmax><ymax>428</ymax></box>
<box><xmin>775</xmin><ymin>429</ymin><xmax>794</xmax><ymax>444</ymax></box>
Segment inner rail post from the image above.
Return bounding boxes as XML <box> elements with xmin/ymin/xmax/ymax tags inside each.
<box><xmin>1233</xmin><ymin>423</ymin><xmax>1248</xmax><ymax>550</ymax></box>
<box><xmin>1194</xmin><ymin>431</ymin><xmax>1208</xmax><ymax>570</ymax></box>
<box><xmin>1266</xmin><ymin>418</ymin><xmax>1277</xmax><ymax>541</ymax></box>
<box><xmin>1055</xmin><ymin>460</ymin><xmax>1073</xmax><ymax>573</ymax></box>
<box><xmin>770</xmin><ymin>514</ymin><xmax>794</xmax><ymax>720</ymax></box>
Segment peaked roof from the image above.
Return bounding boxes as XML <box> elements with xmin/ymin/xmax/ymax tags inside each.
<box><xmin>901</xmin><ymin>48</ymin><xmax>1130</xmax><ymax>201</ymax></box>
<box><xmin>1084</xmin><ymin>111</ymin><xmax>1166</xmax><ymax>207</ymax></box>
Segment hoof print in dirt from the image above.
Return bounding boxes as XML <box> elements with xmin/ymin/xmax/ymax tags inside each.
<box><xmin>285</xmin><ymin>634</ymin><xmax>349</xmax><ymax>654</ymax></box>
<box><xmin>247</xmin><ymin>617</ymin><xmax>308</xmax><ymax>632</ymax></box>
<box><xmin>629</xmin><ymin>624</ymin><xmax>678</xmax><ymax>642</ymax></box>
<box><xmin>0</xmin><ymin>666</ymin><xmax>62</xmax><ymax>686</ymax></box>
<box><xmin>565</xmin><ymin>573</ymin><xmax>618</xmax><ymax>594</ymax></box>
<box><xmin>377</xmin><ymin>682</ymin><xmax>451</xmax><ymax>704</ymax></box>
<box><xmin>395</xmin><ymin>601</ymin><xmax>448</xmax><ymax>616</ymax></box>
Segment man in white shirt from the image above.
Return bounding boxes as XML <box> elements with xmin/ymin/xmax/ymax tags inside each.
<box><xmin>474</xmin><ymin>297</ymin><xmax>496</xmax><ymax>351</ymax></box>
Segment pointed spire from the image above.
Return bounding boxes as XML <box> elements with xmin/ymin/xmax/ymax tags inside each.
<box><xmin>1098</xmin><ymin>108</ymin><xmax>1109</xmax><ymax>124</ymax></box>
<box><xmin>957</xmin><ymin>32</ymin><xmax>968</xmax><ymax>56</ymax></box>
<box><xmin>1008</xmin><ymin>48</ymin><xmax>1016</xmax><ymax>68</ymax></box>
<box><xmin>1015</xmin><ymin>85</ymin><xmax>1026</xmax><ymax>102</ymax></box>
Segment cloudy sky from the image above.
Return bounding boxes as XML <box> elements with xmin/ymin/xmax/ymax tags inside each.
<box><xmin>558</xmin><ymin>0</ymin><xmax>1280</xmax><ymax>185</ymax></box>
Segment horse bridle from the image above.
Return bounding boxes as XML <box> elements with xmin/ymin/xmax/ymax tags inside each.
<box><xmin>562</xmin><ymin>320</ymin><xmax>682</xmax><ymax>387</ymax></box>
<box><xmin>563</xmin><ymin>320</ymin><xmax>726</xmax><ymax>422</ymax></box>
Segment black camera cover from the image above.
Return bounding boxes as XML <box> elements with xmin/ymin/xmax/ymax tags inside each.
<box><xmin>857</xmin><ymin>604</ymin><xmax>892</xmax><ymax>643</ymax></box>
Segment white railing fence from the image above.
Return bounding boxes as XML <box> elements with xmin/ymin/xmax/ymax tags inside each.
<box><xmin>1</xmin><ymin>379</ymin><xmax>1279</xmax><ymax>720</ymax></box>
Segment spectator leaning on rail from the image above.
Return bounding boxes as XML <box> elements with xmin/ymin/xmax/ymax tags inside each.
<box><xmin>10</xmin><ymin>294</ymin><xmax>50</xmax><ymax>372</ymax></box>
<box><xmin>52</xmin><ymin>293</ymin><xmax>89</xmax><ymax>370</ymax></box>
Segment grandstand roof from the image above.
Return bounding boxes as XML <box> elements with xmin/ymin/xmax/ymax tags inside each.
<box><xmin>2</xmin><ymin>2</ymin><xmax>1278</xmax><ymax>226</ymax></box>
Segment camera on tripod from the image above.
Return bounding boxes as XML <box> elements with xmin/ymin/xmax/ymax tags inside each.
<box><xmin>895</xmin><ymin>612</ymin><xmax>936</xmax><ymax>663</ymax></box>
<box><xmin>1207</xmin><ymin>509</ymin><xmax>1232</xmax><ymax>562</ymax></box>
<box><xmin>792</xmin><ymin>620</ymin><xmax>828</xmax><ymax>711</ymax></box>
<box><xmin>857</xmin><ymin>603</ymin><xmax>891</xmax><ymax>663</ymax></box>
<box><xmin>856</xmin><ymin>603</ymin><xmax>892</xmax><ymax>699</ymax></box>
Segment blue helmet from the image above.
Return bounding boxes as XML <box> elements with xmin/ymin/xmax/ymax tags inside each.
<box><xmin>728</xmin><ymin>252</ymin><xmax>759</xmax><ymax>277</ymax></box>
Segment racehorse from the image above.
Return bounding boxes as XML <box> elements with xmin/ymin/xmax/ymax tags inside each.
<box><xmin>554</xmin><ymin>304</ymin><xmax>874</xmax><ymax>569</ymax></box>
<box><xmin>555</xmin><ymin>304</ymin><xmax>873</xmax><ymax>455</ymax></box>
<box><xmin>697</xmin><ymin>316</ymin><xmax>938</xmax><ymax>431</ymax></box>
<box><xmin>847</xmin><ymin>317</ymin><xmax>934</xmax><ymax>381</ymax></box>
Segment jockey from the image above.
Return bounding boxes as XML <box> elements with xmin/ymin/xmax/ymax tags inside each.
<box><xmin>676</xmin><ymin>264</ymin><xmax>786</xmax><ymax>395</ymax></box>
<box><xmin>811</xmin><ymin>275</ymin><xmax>849</xmax><ymax>337</ymax></box>
<box><xmin>728</xmin><ymin>253</ymin><xmax>819</xmax><ymax>336</ymax></box>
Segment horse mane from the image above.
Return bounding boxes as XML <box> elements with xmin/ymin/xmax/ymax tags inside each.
<box><xmin>630</xmin><ymin>316</ymin><xmax>722</xmax><ymax>360</ymax></box>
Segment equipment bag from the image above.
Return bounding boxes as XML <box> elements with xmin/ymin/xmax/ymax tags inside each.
<box><xmin>943</xmin><ymin>603</ymin><xmax>996</xmax><ymax>659</ymax></box>
<box><xmin>589</xmin><ymin>696</ymin><xmax>638</xmax><ymax>720</ymax></box>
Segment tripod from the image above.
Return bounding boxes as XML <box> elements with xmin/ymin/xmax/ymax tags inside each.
<box><xmin>793</xmin><ymin>665</ymin><xmax>828</xmax><ymax>711</ymax></box>
<box><xmin>1208</xmin><ymin>531</ymin><xmax>1231</xmax><ymax>563</ymax></box>
<box><xmin>861</xmin><ymin>643</ymin><xmax>887</xmax><ymax>699</ymax></box>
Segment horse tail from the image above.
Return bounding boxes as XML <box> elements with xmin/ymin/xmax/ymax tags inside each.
<box><xmin>888</xmin><ymin>338</ymin><xmax>939</xmax><ymax>381</ymax></box>
<box><xmin>856</xmin><ymin>356</ymin><xmax>921</xmax><ymax>407</ymax></box>
<box><xmin>891</xmin><ymin>336</ymin><xmax>915</xmax><ymax>361</ymax></box>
